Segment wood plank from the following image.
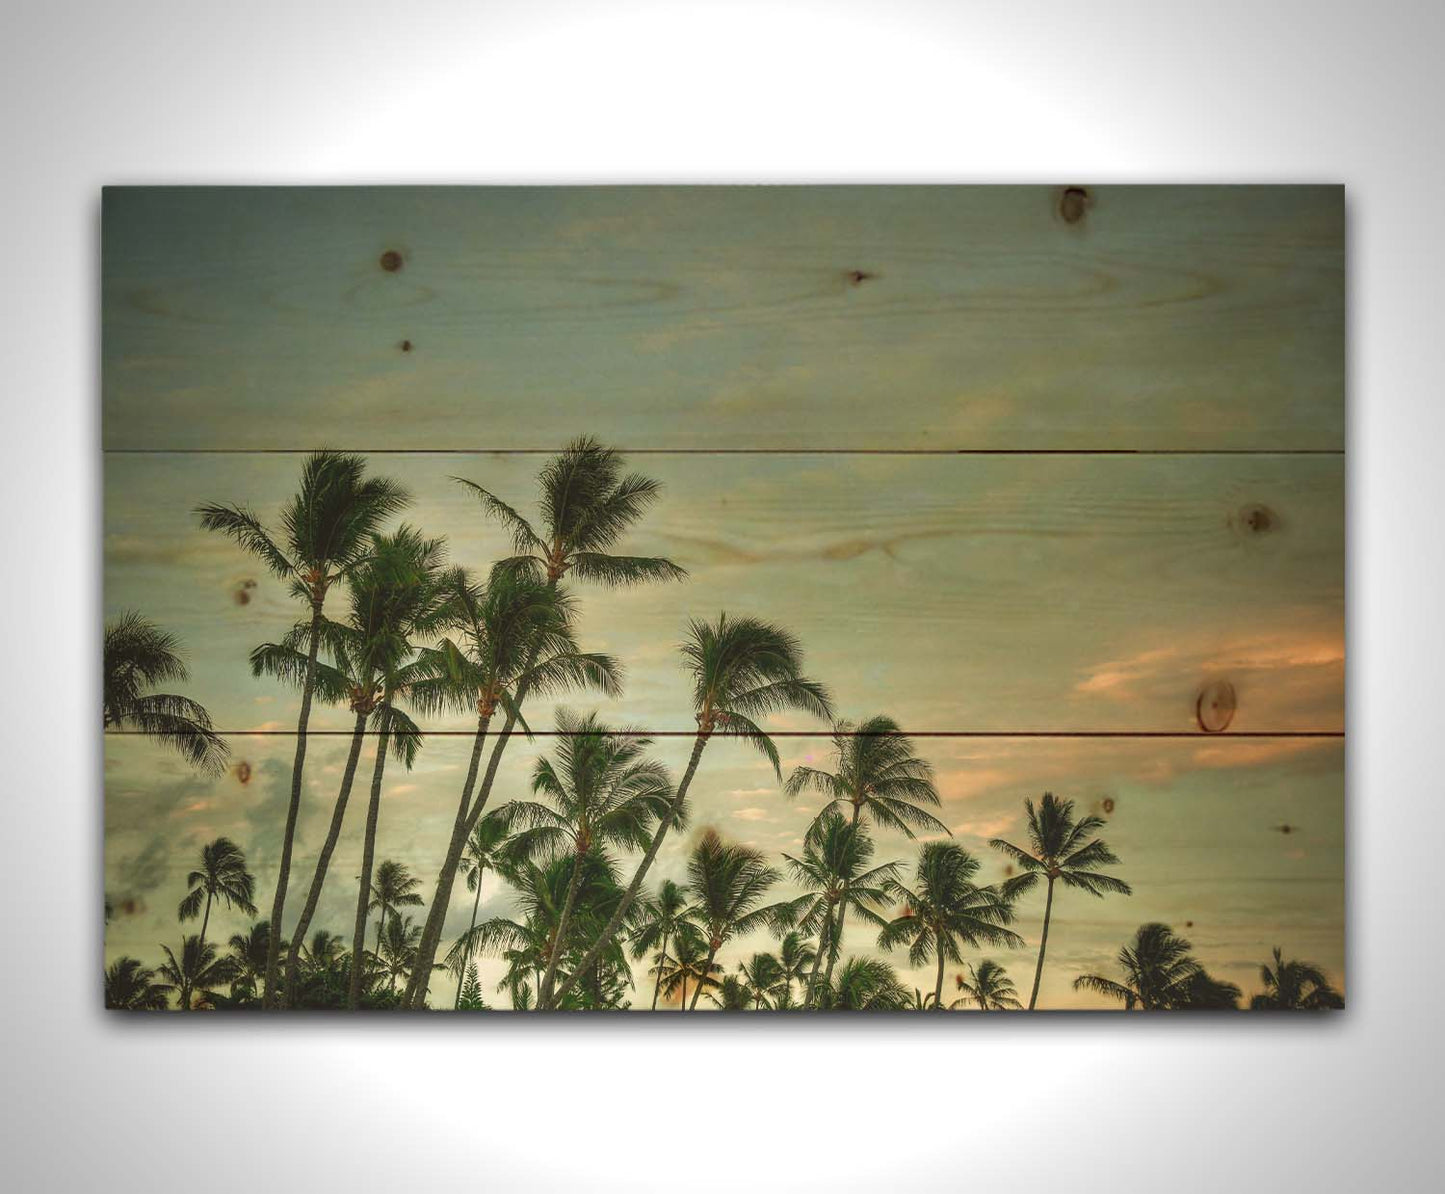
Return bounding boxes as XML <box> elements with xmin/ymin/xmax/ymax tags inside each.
<box><xmin>104</xmin><ymin>450</ymin><xmax>1343</xmax><ymax>734</ymax></box>
<box><xmin>102</xmin><ymin>185</ymin><xmax>1343</xmax><ymax>451</ymax></box>
<box><xmin>103</xmin><ymin>732</ymin><xmax>1344</xmax><ymax>1010</ymax></box>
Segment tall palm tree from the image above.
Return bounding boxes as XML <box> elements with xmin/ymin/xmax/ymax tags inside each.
<box><xmin>548</xmin><ymin>613</ymin><xmax>832</xmax><ymax>1009</ymax></box>
<box><xmin>684</xmin><ymin>830</ymin><xmax>781</xmax><ymax>1009</ymax></box>
<box><xmin>820</xmin><ymin>957</ymin><xmax>911</xmax><ymax>1010</ymax></box>
<box><xmin>771</xmin><ymin>810</ymin><xmax>902</xmax><ymax>1007</ymax></box>
<box><xmin>448</xmin><ymin>808</ymin><xmax>514</xmax><ymax>1009</ymax></box>
<box><xmin>879</xmin><ymin>843</ymin><xmax>1024</xmax><ymax>1010</ymax></box>
<box><xmin>401</xmin><ymin>569</ymin><xmax>625</xmax><ymax>1009</ymax></box>
<box><xmin>737</xmin><ymin>953</ymin><xmax>784</xmax><ymax>1009</ymax></box>
<box><xmin>1073</xmin><ymin>923</ymin><xmax>1204</xmax><ymax>1010</ymax></box>
<box><xmin>177</xmin><ymin>836</ymin><xmax>257</xmax><ymax>958</ymax></box>
<box><xmin>657</xmin><ymin>926</ymin><xmax>719</xmax><ymax>1011</ymax></box>
<box><xmin>368</xmin><ymin>859</ymin><xmax>425</xmax><ymax>973</ymax></box>
<box><xmin>989</xmin><ymin>792</ymin><xmax>1132</xmax><ymax>1010</ymax></box>
<box><xmin>772</xmin><ymin>930</ymin><xmax>816</xmax><ymax>1010</ymax></box>
<box><xmin>102</xmin><ymin>612</ymin><xmax>228</xmax><ymax>774</ymax></box>
<box><xmin>376</xmin><ymin>914</ymin><xmax>429</xmax><ymax>994</ymax></box>
<box><xmin>156</xmin><ymin>935</ymin><xmax>238</xmax><ymax>1010</ymax></box>
<box><xmin>104</xmin><ymin>957</ymin><xmax>170</xmax><ymax>1010</ymax></box>
<box><xmin>1250</xmin><ymin>947</ymin><xmax>1344</xmax><ymax>1010</ymax></box>
<box><xmin>344</xmin><ymin>530</ymin><xmax>451</xmax><ymax>1010</ymax></box>
<box><xmin>402</xmin><ymin>439</ymin><xmax>685</xmax><ymax>1009</ymax></box>
<box><xmin>198</xmin><ymin>451</ymin><xmax>408</xmax><ymax>1006</ymax></box>
<box><xmin>956</xmin><ymin>960</ymin><xmax>1022</xmax><ymax>1010</ymax></box>
<box><xmin>784</xmin><ymin>716</ymin><xmax>942</xmax><ymax>998</ymax></box>
<box><xmin>629</xmin><ymin>879</ymin><xmax>699</xmax><ymax>1011</ymax></box>
<box><xmin>227</xmin><ymin>921</ymin><xmax>276</xmax><ymax>1001</ymax></box>
<box><xmin>507</xmin><ymin>710</ymin><xmax>674</xmax><ymax>1005</ymax></box>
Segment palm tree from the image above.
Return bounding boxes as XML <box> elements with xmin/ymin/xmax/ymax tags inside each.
<box><xmin>737</xmin><ymin>953</ymin><xmax>784</xmax><ymax>1009</ymax></box>
<box><xmin>707</xmin><ymin>975</ymin><xmax>752</xmax><ymax>1010</ymax></box>
<box><xmin>1250</xmin><ymin>947</ymin><xmax>1344</xmax><ymax>1010</ymax></box>
<box><xmin>177</xmin><ymin>836</ymin><xmax>257</xmax><ymax>958</ymax></box>
<box><xmin>879</xmin><ymin>843</ymin><xmax>1024</xmax><ymax>1010</ymax></box>
<box><xmin>198</xmin><ymin>451</ymin><xmax>408</xmax><ymax>1007</ymax></box>
<box><xmin>784</xmin><ymin>716</ymin><xmax>942</xmax><ymax>997</ymax></box>
<box><xmin>1179</xmin><ymin>970</ymin><xmax>1244</xmax><ymax>1010</ymax></box>
<box><xmin>772</xmin><ymin>810</ymin><xmax>902</xmax><ymax>1007</ymax></box>
<box><xmin>448</xmin><ymin>809</ymin><xmax>513</xmax><ymax>1009</ymax></box>
<box><xmin>1073</xmin><ymin>923</ymin><xmax>1204</xmax><ymax>1010</ymax></box>
<box><xmin>956</xmin><ymin>960</ymin><xmax>1022</xmax><ymax>1010</ymax></box>
<box><xmin>368</xmin><ymin>859</ymin><xmax>425</xmax><ymax>975</ymax></box>
<box><xmin>104</xmin><ymin>957</ymin><xmax>169</xmax><ymax>1010</ymax></box>
<box><xmin>343</xmin><ymin>530</ymin><xmax>451</xmax><ymax>1010</ymax></box>
<box><xmin>227</xmin><ymin>921</ymin><xmax>276</xmax><ymax>1001</ymax></box>
<box><xmin>684</xmin><ymin>830</ymin><xmax>781</xmax><ymax>1009</ymax></box>
<box><xmin>989</xmin><ymin>792</ymin><xmax>1132</xmax><ymax>1010</ymax></box>
<box><xmin>102</xmin><ymin>611</ymin><xmax>228</xmax><ymax>773</ymax></box>
<box><xmin>156</xmin><ymin>935</ymin><xmax>238</xmax><ymax>1010</ymax></box>
<box><xmin>507</xmin><ymin>710</ymin><xmax>673</xmax><ymax>1005</ymax></box>
<box><xmin>401</xmin><ymin>568</ymin><xmax>625</xmax><ymax>1009</ymax></box>
<box><xmin>376</xmin><ymin>914</ymin><xmax>428</xmax><ymax>994</ymax></box>
<box><xmin>401</xmin><ymin>439</ymin><xmax>685</xmax><ymax>1009</ymax></box>
<box><xmin>548</xmin><ymin>613</ymin><xmax>832</xmax><ymax>1008</ymax></box>
<box><xmin>629</xmin><ymin>879</ymin><xmax>699</xmax><ymax>1011</ymax></box>
<box><xmin>657</xmin><ymin>926</ymin><xmax>719</xmax><ymax>1010</ymax></box>
<box><xmin>772</xmin><ymin>931</ymin><xmax>816</xmax><ymax>1009</ymax></box>
<box><xmin>820</xmin><ymin>957</ymin><xmax>911</xmax><ymax>1010</ymax></box>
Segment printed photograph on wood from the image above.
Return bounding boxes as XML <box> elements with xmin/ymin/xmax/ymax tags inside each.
<box><xmin>102</xmin><ymin>186</ymin><xmax>1344</xmax><ymax>1011</ymax></box>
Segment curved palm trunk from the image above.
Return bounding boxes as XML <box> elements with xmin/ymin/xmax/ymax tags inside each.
<box><xmin>1027</xmin><ymin>877</ymin><xmax>1056</xmax><ymax>1011</ymax></box>
<box><xmin>689</xmin><ymin>941</ymin><xmax>720</xmax><ymax>1010</ymax></box>
<box><xmin>538</xmin><ymin>848</ymin><xmax>586</xmax><ymax>1006</ymax></box>
<box><xmin>404</xmin><ymin>709</ymin><xmax>512</xmax><ymax>1008</ymax></box>
<box><xmin>197</xmin><ymin>891</ymin><xmax>214</xmax><ymax>959</ymax></box>
<box><xmin>650</xmin><ymin>930</ymin><xmax>670</xmax><ymax>1011</ymax></box>
<box><xmin>281</xmin><ymin>708</ymin><xmax>369</xmax><ymax>1006</ymax></box>
<box><xmin>934</xmin><ymin>931</ymin><xmax>947</xmax><ymax>1009</ymax></box>
<box><xmin>679</xmin><ymin>973</ymin><xmax>687</xmax><ymax>1011</ymax></box>
<box><xmin>547</xmin><ymin>732</ymin><xmax>710</xmax><ymax>1010</ymax></box>
<box><xmin>347</xmin><ymin>707</ymin><xmax>392</xmax><ymax>1010</ymax></box>
<box><xmin>263</xmin><ymin>600</ymin><xmax>323</xmax><ymax>1008</ymax></box>
<box><xmin>455</xmin><ymin>870</ymin><xmax>485</xmax><ymax>1009</ymax></box>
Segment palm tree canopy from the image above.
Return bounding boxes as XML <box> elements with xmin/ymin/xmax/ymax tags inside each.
<box><xmin>770</xmin><ymin>810</ymin><xmax>901</xmax><ymax>947</ymax></box>
<box><xmin>506</xmin><ymin>710</ymin><xmax>675</xmax><ymax>863</ymax></box>
<box><xmin>196</xmin><ymin>449</ymin><xmax>410</xmax><ymax>604</ymax></box>
<box><xmin>680</xmin><ymin>613</ymin><xmax>834</xmax><ymax>776</ymax></box>
<box><xmin>879</xmin><ymin>843</ymin><xmax>1025</xmax><ymax>968</ymax></box>
<box><xmin>787</xmin><ymin>714</ymin><xmax>946</xmax><ymax>839</ymax></box>
<box><xmin>104</xmin><ymin>957</ymin><xmax>170</xmax><ymax>1011</ymax></box>
<box><xmin>178</xmin><ymin>836</ymin><xmax>258</xmax><ymax>923</ymax></box>
<box><xmin>821</xmin><ymin>957</ymin><xmax>911</xmax><ymax>1010</ymax></box>
<box><xmin>1250</xmin><ymin>947</ymin><xmax>1344</xmax><ymax>1010</ymax></box>
<box><xmin>155</xmin><ymin>935</ymin><xmax>239</xmax><ymax>1009</ymax></box>
<box><xmin>454</xmin><ymin>436</ymin><xmax>687</xmax><ymax>589</ymax></box>
<box><xmin>686</xmin><ymin>829</ymin><xmax>782</xmax><ymax>952</ymax></box>
<box><xmin>1073</xmin><ymin>923</ymin><xmax>1206</xmax><ymax>1010</ymax></box>
<box><xmin>102</xmin><ymin>611</ymin><xmax>229</xmax><ymax>774</ymax></box>
<box><xmin>956</xmin><ymin>959</ymin><xmax>1022</xmax><ymax>1010</ymax></box>
<box><xmin>369</xmin><ymin>860</ymin><xmax>425</xmax><ymax>919</ymax></box>
<box><xmin>989</xmin><ymin>792</ymin><xmax>1132</xmax><ymax>899</ymax></box>
<box><xmin>628</xmin><ymin>879</ymin><xmax>697</xmax><ymax>962</ymax></box>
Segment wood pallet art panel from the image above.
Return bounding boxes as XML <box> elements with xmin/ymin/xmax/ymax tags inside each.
<box><xmin>102</xmin><ymin>186</ymin><xmax>1344</xmax><ymax>1012</ymax></box>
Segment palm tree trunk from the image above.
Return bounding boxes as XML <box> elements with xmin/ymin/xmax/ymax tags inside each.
<box><xmin>1027</xmin><ymin>877</ymin><xmax>1055</xmax><ymax>1011</ymax></box>
<box><xmin>804</xmin><ymin>901</ymin><xmax>832</xmax><ymax>1008</ymax></box>
<box><xmin>281</xmin><ymin>708</ymin><xmax>369</xmax><ymax>1007</ymax></box>
<box><xmin>198</xmin><ymin>891</ymin><xmax>213</xmax><ymax>959</ymax></box>
<box><xmin>650</xmin><ymin>930</ymin><xmax>669</xmax><ymax>1011</ymax></box>
<box><xmin>823</xmin><ymin>800</ymin><xmax>862</xmax><ymax>997</ymax></box>
<box><xmin>374</xmin><ymin>906</ymin><xmax>387</xmax><ymax>976</ymax></box>
<box><xmin>403</xmin><ymin>710</ymin><xmax>504</xmax><ymax>1008</ymax></box>
<box><xmin>264</xmin><ymin>599</ymin><xmax>323</xmax><ymax>1008</ymax></box>
<box><xmin>546</xmin><ymin>731</ymin><xmax>711</xmax><ymax>1010</ymax></box>
<box><xmin>689</xmin><ymin>943</ymin><xmax>719</xmax><ymax>1010</ymax></box>
<box><xmin>934</xmin><ymin>933</ymin><xmax>947</xmax><ymax>1010</ymax></box>
<box><xmin>538</xmin><ymin>848</ymin><xmax>586</xmax><ymax>1006</ymax></box>
<box><xmin>347</xmin><ymin>707</ymin><xmax>392</xmax><ymax>1010</ymax></box>
<box><xmin>455</xmin><ymin>871</ymin><xmax>485</xmax><ymax>1009</ymax></box>
<box><xmin>680</xmin><ymin>973</ymin><xmax>687</xmax><ymax>1010</ymax></box>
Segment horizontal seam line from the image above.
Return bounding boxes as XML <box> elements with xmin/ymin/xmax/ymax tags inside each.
<box><xmin>104</xmin><ymin>729</ymin><xmax>1345</xmax><ymax>739</ymax></box>
<box><xmin>101</xmin><ymin>448</ymin><xmax>1345</xmax><ymax>456</ymax></box>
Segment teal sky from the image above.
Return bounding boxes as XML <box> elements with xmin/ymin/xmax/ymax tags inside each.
<box><xmin>103</xmin><ymin>187</ymin><xmax>1344</xmax><ymax>1008</ymax></box>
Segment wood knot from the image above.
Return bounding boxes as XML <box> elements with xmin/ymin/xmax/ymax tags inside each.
<box><xmin>379</xmin><ymin>249</ymin><xmax>405</xmax><ymax>272</ymax></box>
<box><xmin>399</xmin><ymin>339</ymin><xmax>413</xmax><ymax>353</ymax></box>
<box><xmin>1195</xmin><ymin>680</ymin><xmax>1237</xmax><ymax>733</ymax></box>
<box><xmin>845</xmin><ymin>269</ymin><xmax>876</xmax><ymax>286</ymax></box>
<box><xmin>1058</xmin><ymin>186</ymin><xmax>1091</xmax><ymax>225</ymax></box>
<box><xmin>1239</xmin><ymin>503</ymin><xmax>1275</xmax><ymax>534</ymax></box>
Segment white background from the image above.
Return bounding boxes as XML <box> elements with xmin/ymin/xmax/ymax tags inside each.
<box><xmin>1</xmin><ymin>1</ymin><xmax>1437</xmax><ymax>1189</ymax></box>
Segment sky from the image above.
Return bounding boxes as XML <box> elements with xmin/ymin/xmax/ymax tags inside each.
<box><xmin>102</xmin><ymin>187</ymin><xmax>1344</xmax><ymax>1008</ymax></box>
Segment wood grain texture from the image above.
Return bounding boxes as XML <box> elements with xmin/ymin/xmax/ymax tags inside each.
<box><xmin>102</xmin><ymin>185</ymin><xmax>1343</xmax><ymax>451</ymax></box>
<box><xmin>103</xmin><ymin>451</ymin><xmax>1343</xmax><ymax>735</ymax></box>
